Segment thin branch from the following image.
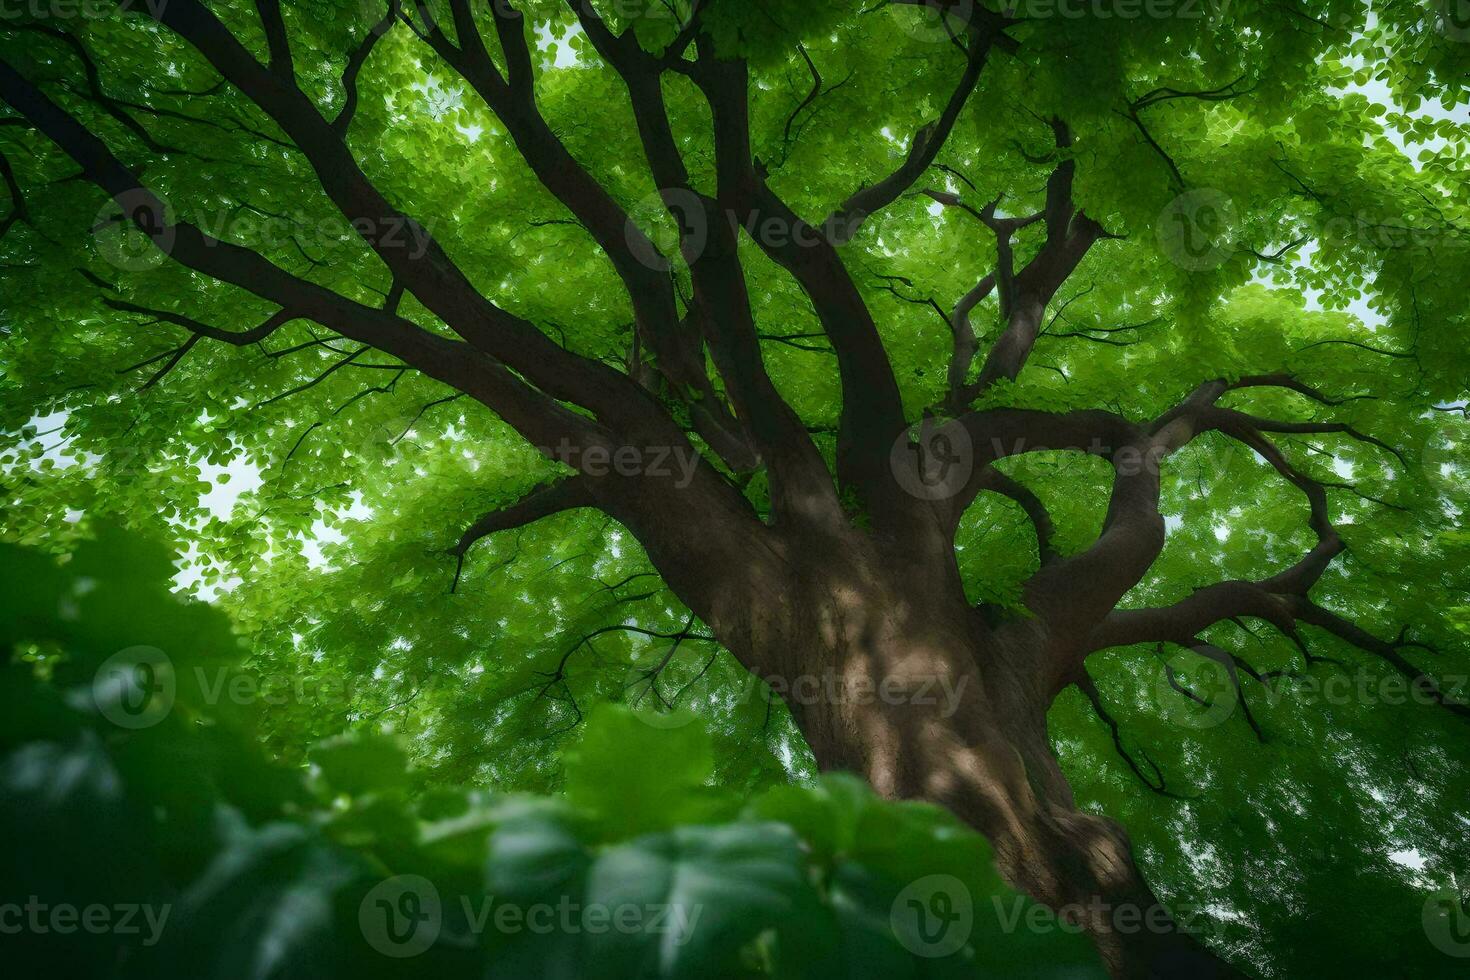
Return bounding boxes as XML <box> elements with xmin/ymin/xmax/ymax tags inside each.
<box><xmin>977</xmin><ymin>467</ymin><xmax>1059</xmax><ymax>566</ymax></box>
<box><xmin>1295</xmin><ymin>337</ymin><xmax>1413</xmax><ymax>359</ymax></box>
<box><xmin>1291</xmin><ymin>601</ymin><xmax>1470</xmax><ymax>720</ymax></box>
<box><xmin>333</xmin><ymin>0</ymin><xmax>400</xmax><ymax>135</ymax></box>
<box><xmin>255</xmin><ymin>347</ymin><xmax>368</xmax><ymax>408</ymax></box>
<box><xmin>825</xmin><ymin>30</ymin><xmax>994</xmax><ymax>244</ymax></box>
<box><xmin>450</xmin><ymin>478</ymin><xmax>595</xmax><ymax>592</ymax></box>
<box><xmin>103</xmin><ymin>297</ymin><xmax>298</xmax><ymax>347</ymax></box>
<box><xmin>16</xmin><ymin>24</ymin><xmax>182</xmax><ymax>156</ymax></box>
<box><xmin>1077</xmin><ymin>669</ymin><xmax>1184</xmax><ymax>798</ymax></box>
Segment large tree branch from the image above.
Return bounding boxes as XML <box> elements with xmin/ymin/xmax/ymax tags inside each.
<box><xmin>5</xmin><ymin>36</ymin><xmax>786</xmax><ymax>659</ymax></box>
<box><xmin>1076</xmin><ymin>380</ymin><xmax>1420</xmax><ymax>695</ymax></box>
<box><xmin>0</xmin><ymin>146</ymin><xmax>25</xmax><ymax>240</ymax></box>
<box><xmin>975</xmin><ymin>466</ymin><xmax>1058</xmax><ymax>566</ymax></box>
<box><xmin>887</xmin><ymin>0</ymin><xmax>1023</xmax><ymax>44</ymax></box>
<box><xmin>137</xmin><ymin>0</ymin><xmax>660</xmax><ymax>436</ymax></box>
<box><xmin>936</xmin><ymin>121</ymin><xmax>1117</xmax><ymax>404</ymax></box>
<box><xmin>1289</xmin><ymin>601</ymin><xmax>1470</xmax><ymax>719</ymax></box>
<box><xmin>944</xmin><ymin>272</ymin><xmax>995</xmax><ymax>409</ymax></box>
<box><xmin>1088</xmin><ymin>592</ymin><xmax>1469</xmax><ymax>723</ymax></box>
<box><xmin>953</xmin><ymin>406</ymin><xmax>1140</xmax><ymax>523</ymax></box>
<box><xmin>1016</xmin><ymin>373</ymin><xmax>1398</xmax><ymax>666</ymax></box>
<box><xmin>408</xmin><ymin>0</ymin><xmax>756</xmax><ymax>473</ymax></box>
<box><xmin>3</xmin><ymin>46</ymin><xmax>787</xmax><ymax>643</ymax></box>
<box><xmin>450</xmin><ymin>476</ymin><xmax>595</xmax><ymax>591</ymax></box>
<box><xmin>689</xmin><ymin>45</ymin><xmax>907</xmax><ymax>509</ymax></box>
<box><xmin>824</xmin><ymin>30</ymin><xmax>994</xmax><ymax>244</ymax></box>
<box><xmin>8</xmin><ymin>5</ymin><xmax>800</xmax><ymax>667</ymax></box>
<box><xmin>1223</xmin><ymin>372</ymin><xmax>1374</xmax><ymax>407</ymax></box>
<box><xmin>0</xmin><ymin>57</ymin><xmax>605</xmax><ymax>455</ymax></box>
<box><xmin>1088</xmin><ymin>581</ymin><xmax>1299</xmax><ymax>652</ymax></box>
<box><xmin>566</xmin><ymin>4</ymin><xmax>842</xmax><ymax>522</ymax></box>
<box><xmin>254</xmin><ymin>0</ymin><xmax>295</xmax><ymax>78</ymax></box>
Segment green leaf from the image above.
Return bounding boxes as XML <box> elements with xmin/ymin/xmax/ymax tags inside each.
<box><xmin>309</xmin><ymin>731</ymin><xmax>411</xmax><ymax>798</ymax></box>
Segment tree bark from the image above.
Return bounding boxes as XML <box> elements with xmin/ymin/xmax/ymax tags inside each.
<box><xmin>660</xmin><ymin>525</ymin><xmax>1245</xmax><ymax>979</ymax></box>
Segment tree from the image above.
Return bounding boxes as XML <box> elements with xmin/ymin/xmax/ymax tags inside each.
<box><xmin>0</xmin><ymin>529</ymin><xmax>1110</xmax><ymax>978</ymax></box>
<box><xmin>1</xmin><ymin>1</ymin><xmax>1467</xmax><ymax>976</ymax></box>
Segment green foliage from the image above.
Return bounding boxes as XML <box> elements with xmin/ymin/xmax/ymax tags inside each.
<box><xmin>2</xmin><ymin>3</ymin><xmax>1469</xmax><ymax>976</ymax></box>
<box><xmin>563</xmin><ymin>704</ymin><xmax>735</xmax><ymax>839</ymax></box>
<box><xmin>0</xmin><ymin>532</ymin><xmax>1104</xmax><ymax>977</ymax></box>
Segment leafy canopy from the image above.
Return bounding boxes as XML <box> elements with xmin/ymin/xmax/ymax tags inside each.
<box><xmin>1</xmin><ymin>1</ymin><xmax>1469</xmax><ymax>976</ymax></box>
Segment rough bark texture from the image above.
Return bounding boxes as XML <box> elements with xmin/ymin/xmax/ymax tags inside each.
<box><xmin>637</xmin><ymin>517</ymin><xmax>1242</xmax><ymax>978</ymax></box>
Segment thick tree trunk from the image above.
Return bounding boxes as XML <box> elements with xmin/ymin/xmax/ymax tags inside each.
<box><xmin>708</xmin><ymin>534</ymin><xmax>1245</xmax><ymax>979</ymax></box>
